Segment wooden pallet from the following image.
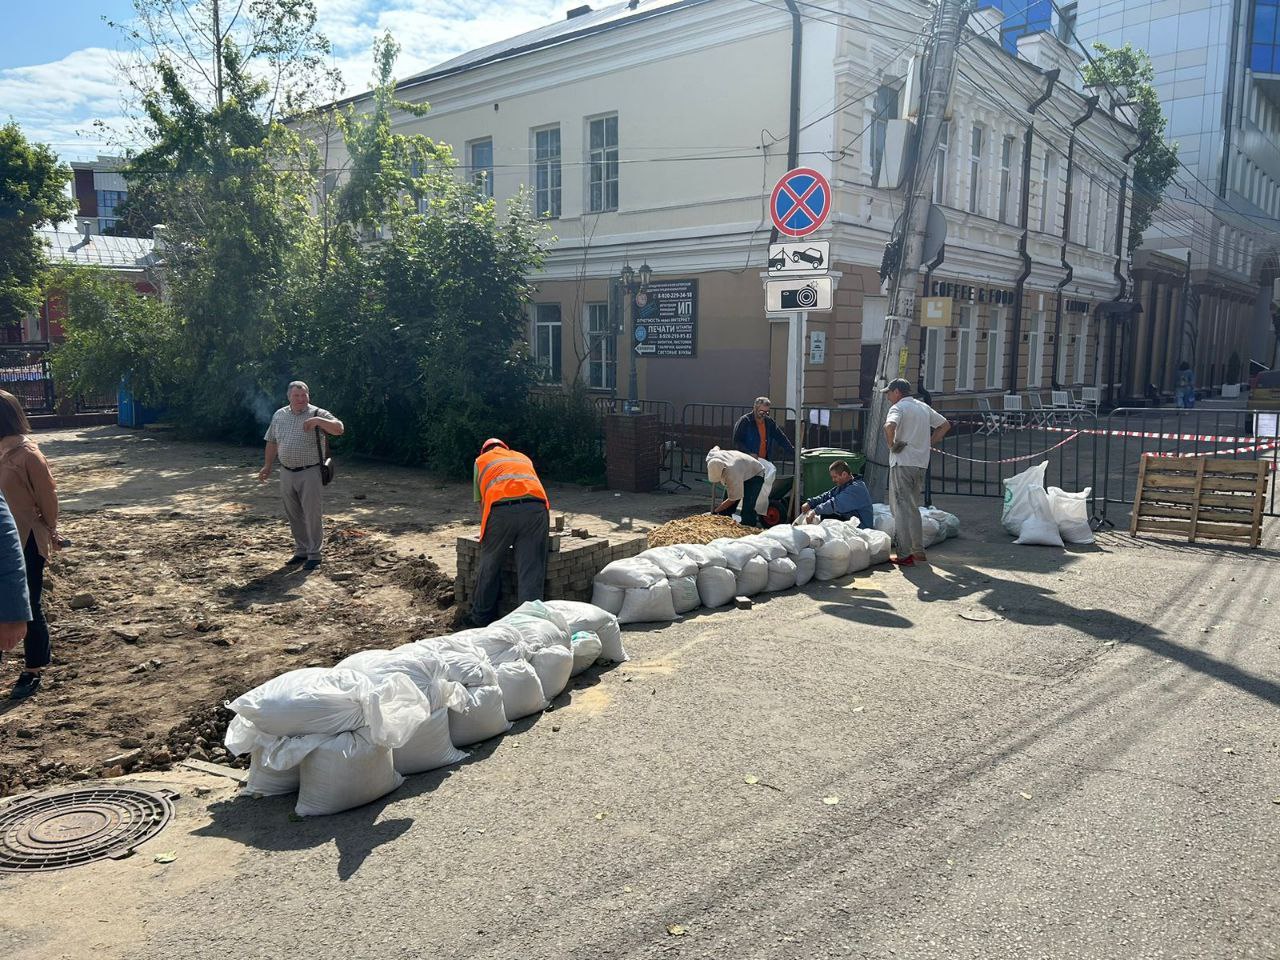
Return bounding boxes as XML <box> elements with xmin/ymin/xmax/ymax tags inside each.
<box><xmin>1130</xmin><ymin>456</ymin><xmax>1268</xmax><ymax>547</ymax></box>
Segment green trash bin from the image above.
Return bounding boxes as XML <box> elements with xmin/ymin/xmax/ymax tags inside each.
<box><xmin>800</xmin><ymin>448</ymin><xmax>866</xmax><ymax>500</ymax></box>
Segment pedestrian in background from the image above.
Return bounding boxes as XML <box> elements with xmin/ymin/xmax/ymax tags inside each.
<box><xmin>883</xmin><ymin>379</ymin><xmax>949</xmax><ymax>567</ymax></box>
<box><xmin>258</xmin><ymin>381</ymin><xmax>344</xmax><ymax>570</ymax></box>
<box><xmin>0</xmin><ymin>390</ymin><xmax>57</xmax><ymax>700</ymax></box>
<box><xmin>1176</xmin><ymin>361</ymin><xmax>1196</xmax><ymax>409</ymax></box>
<box><xmin>467</xmin><ymin>438</ymin><xmax>550</xmax><ymax>627</ymax></box>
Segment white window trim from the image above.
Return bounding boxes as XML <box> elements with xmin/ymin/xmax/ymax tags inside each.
<box><xmin>584</xmin><ymin>302</ymin><xmax>615</xmax><ymax>391</ymax></box>
<box><xmin>967</xmin><ymin>125</ymin><xmax>984</xmax><ymax>215</ymax></box>
<box><xmin>467</xmin><ymin>137</ymin><xmax>494</xmax><ymax>198</ymax></box>
<box><xmin>987</xmin><ymin>308</ymin><xmax>1006</xmax><ymax>390</ymax></box>
<box><xmin>586</xmin><ymin>113</ymin><xmax>619</xmax><ymax>214</ymax></box>
<box><xmin>532</xmin><ymin>303</ymin><xmax>562</xmax><ymax>383</ymax></box>
<box><xmin>955</xmin><ymin>306</ymin><xmax>974</xmax><ymax>390</ymax></box>
<box><xmin>1027</xmin><ymin>314</ymin><xmax>1045</xmax><ymax>389</ymax></box>
<box><xmin>532</xmin><ymin>124</ymin><xmax>562</xmax><ymax>219</ymax></box>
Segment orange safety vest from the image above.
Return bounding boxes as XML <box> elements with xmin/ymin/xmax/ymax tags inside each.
<box><xmin>475</xmin><ymin>447</ymin><xmax>549</xmax><ymax>539</ymax></box>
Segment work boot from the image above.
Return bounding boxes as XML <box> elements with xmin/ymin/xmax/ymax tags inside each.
<box><xmin>10</xmin><ymin>671</ymin><xmax>42</xmax><ymax>701</ymax></box>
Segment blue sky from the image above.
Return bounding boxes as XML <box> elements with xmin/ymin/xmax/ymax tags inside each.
<box><xmin>0</xmin><ymin>0</ymin><xmax>567</xmax><ymax>161</ymax></box>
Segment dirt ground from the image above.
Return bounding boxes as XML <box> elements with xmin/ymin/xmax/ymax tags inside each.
<box><xmin>0</xmin><ymin>425</ymin><xmax>707</xmax><ymax>796</ymax></box>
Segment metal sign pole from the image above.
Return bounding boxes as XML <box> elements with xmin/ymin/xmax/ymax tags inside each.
<box><xmin>793</xmin><ymin>310</ymin><xmax>805</xmax><ymax>519</ymax></box>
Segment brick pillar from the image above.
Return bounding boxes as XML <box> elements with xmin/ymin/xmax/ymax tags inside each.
<box><xmin>605</xmin><ymin>413</ymin><xmax>660</xmax><ymax>492</ymax></box>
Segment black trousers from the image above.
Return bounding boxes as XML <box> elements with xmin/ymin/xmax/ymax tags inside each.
<box><xmin>471</xmin><ymin>501</ymin><xmax>549</xmax><ymax>625</ymax></box>
<box><xmin>23</xmin><ymin>533</ymin><xmax>50</xmax><ymax>670</ymax></box>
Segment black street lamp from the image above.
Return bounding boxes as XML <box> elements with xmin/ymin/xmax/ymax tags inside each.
<box><xmin>619</xmin><ymin>261</ymin><xmax>652</xmax><ymax>408</ymax></box>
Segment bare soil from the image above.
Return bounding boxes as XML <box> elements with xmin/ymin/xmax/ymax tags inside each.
<box><xmin>0</xmin><ymin>425</ymin><xmax>706</xmax><ymax>796</ymax></box>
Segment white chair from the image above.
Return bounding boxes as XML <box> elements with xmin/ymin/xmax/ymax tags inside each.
<box><xmin>1027</xmin><ymin>392</ymin><xmax>1053</xmax><ymax>426</ymax></box>
<box><xmin>1079</xmin><ymin>386</ymin><xmax>1100</xmax><ymax>417</ymax></box>
<box><xmin>1050</xmin><ymin>390</ymin><xmax>1081</xmax><ymax>423</ymax></box>
<box><xmin>976</xmin><ymin>396</ymin><xmax>1003</xmax><ymax>435</ymax></box>
<box><xmin>1001</xmin><ymin>393</ymin><xmax>1025</xmax><ymax>428</ymax></box>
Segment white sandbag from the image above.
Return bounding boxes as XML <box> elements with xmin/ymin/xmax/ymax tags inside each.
<box><xmin>448</xmin><ymin>684</ymin><xmax>511</xmax><ymax>746</ymax></box>
<box><xmin>295</xmin><ymin>729</ymin><xmax>403</xmax><ymax>817</ymax></box>
<box><xmin>1014</xmin><ymin>516</ymin><xmax>1065</xmax><ymax>547</ymax></box>
<box><xmin>618</xmin><ymin>579</ymin><xmax>677</xmax><ymax>624</ymax></box>
<box><xmin>1047</xmin><ymin>486</ymin><xmax>1095</xmax><ymax>544</ymax></box>
<box><xmin>853</xmin><ymin>527</ymin><xmax>892</xmax><ymax>564</ymax></box>
<box><xmin>920</xmin><ymin>515</ymin><xmax>943</xmax><ymax>548</ymax></box>
<box><xmin>595</xmin><ymin>556</ymin><xmax>665</xmax><ymax>588</ymax></box>
<box><xmin>638</xmin><ymin>547</ymin><xmax>699</xmax><ymax>579</ymax></box>
<box><xmin>495</xmin><ymin>659</ymin><xmax>548</xmax><ymax>719</ymax></box>
<box><xmin>414</xmin><ymin>640</ymin><xmax>499</xmax><ymax>689</ymax></box>
<box><xmin>696</xmin><ymin>565</ymin><xmax>737</xmax><ymax>608</ymax></box>
<box><xmin>570</xmin><ymin>631</ymin><xmax>603</xmax><ymax>676</ymax></box>
<box><xmin>531</xmin><ymin>644</ymin><xmax>574</xmax><ymax>699</ymax></box>
<box><xmin>673</xmin><ymin>543</ymin><xmax>727</xmax><ymax>568</ymax></box>
<box><xmin>543</xmin><ymin>601</ymin><xmax>627</xmax><ymax>663</ymax></box>
<box><xmin>815</xmin><ymin>539</ymin><xmax>852</xmax><ymax>580</ymax></box>
<box><xmin>668</xmin><ymin>574</ymin><xmax>701</xmax><ymax>614</ymax></box>
<box><xmin>591</xmin><ymin>581</ymin><xmax>625</xmax><ymax>615</ymax></box>
<box><xmin>244</xmin><ymin>748</ymin><xmax>300</xmax><ymax>797</ymax></box>
<box><xmin>846</xmin><ymin>535</ymin><xmax>871</xmax><ymax>573</ymax></box>
<box><xmin>709</xmin><ymin>537</ymin><xmax>759</xmax><ymax>571</ymax></box>
<box><xmin>794</xmin><ymin>547</ymin><xmax>816</xmax><ymax>585</ymax></box>
<box><xmin>873</xmin><ymin>511</ymin><xmax>896</xmax><ymax>540</ymax></box>
<box><xmin>735</xmin><ymin>554</ymin><xmax>769</xmax><ymax>595</ymax></box>
<box><xmin>1002</xmin><ymin>461</ymin><xmax>1049</xmax><ymax>536</ymax></box>
<box><xmin>741</xmin><ymin>534</ymin><xmax>788</xmax><ymax>562</ymax></box>
<box><xmin>427</xmin><ymin>627</ymin><xmax>523</xmax><ymax>665</ymax></box>
<box><xmin>345</xmin><ymin>644</ymin><xmax>470</xmax><ymax>716</ymax></box>
<box><xmin>226</xmin><ymin>668</ymin><xmax>428</xmax><ymax>748</ymax></box>
<box><xmin>796</xmin><ymin>524</ymin><xmax>828</xmax><ymax>548</ymax></box>
<box><xmin>820</xmin><ymin>518</ymin><xmax>854</xmax><ymax>542</ymax></box>
<box><xmin>393</xmin><ymin>707</ymin><xmax>467</xmax><ymax>775</ymax></box>
<box><xmin>765</xmin><ymin>556</ymin><xmax>798</xmax><ymax>592</ymax></box>
<box><xmin>499</xmin><ymin>601</ymin><xmax>571</xmax><ymax>649</ymax></box>
<box><xmin>922</xmin><ymin>507</ymin><xmax>960</xmax><ymax>539</ymax></box>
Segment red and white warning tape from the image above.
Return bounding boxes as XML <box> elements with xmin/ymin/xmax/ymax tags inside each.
<box><xmin>932</xmin><ymin>431</ymin><xmax>1085</xmax><ymax>464</ymax></box>
<box><xmin>1145</xmin><ymin>439</ymin><xmax>1280</xmax><ymax>460</ymax></box>
<box><xmin>1035</xmin><ymin>423</ymin><xmax>1270</xmax><ymax>443</ymax></box>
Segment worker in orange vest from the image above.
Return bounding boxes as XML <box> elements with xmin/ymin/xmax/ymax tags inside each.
<box><xmin>466</xmin><ymin>438</ymin><xmax>551</xmax><ymax>627</ymax></box>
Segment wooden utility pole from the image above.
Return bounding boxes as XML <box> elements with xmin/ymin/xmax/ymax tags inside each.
<box><xmin>863</xmin><ymin>0</ymin><xmax>968</xmax><ymax>499</ymax></box>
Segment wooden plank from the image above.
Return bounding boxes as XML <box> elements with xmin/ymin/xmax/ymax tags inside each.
<box><xmin>1139</xmin><ymin>503</ymin><xmax>1192</xmax><ymax>520</ymax></box>
<box><xmin>1134</xmin><ymin>519</ymin><xmax>1255</xmax><ymax>542</ymax></box>
<box><xmin>1131</xmin><ymin>455</ymin><xmax>1266</xmax><ymax>548</ymax></box>
<box><xmin>1198</xmin><ymin>476</ymin><xmax>1270</xmax><ymax>493</ymax></box>
<box><xmin>1188</xmin><ymin>458</ymin><xmax>1206</xmax><ymax>543</ymax></box>
<box><xmin>1195</xmin><ymin>508</ymin><xmax>1258</xmax><ymax>525</ymax></box>
<box><xmin>1138</xmin><ymin>474</ymin><xmax>1200</xmax><ymax>490</ymax></box>
<box><xmin>1201</xmin><ymin>460</ymin><xmax>1268</xmax><ymax>477</ymax></box>
<box><xmin>1130</xmin><ymin>455</ymin><xmax>1150</xmax><ymax>537</ymax></box>
<box><xmin>1144</xmin><ymin>456</ymin><xmax>1205</xmax><ymax>470</ymax></box>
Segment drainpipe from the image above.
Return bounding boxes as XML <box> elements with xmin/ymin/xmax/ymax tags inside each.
<box><xmin>1052</xmin><ymin>95</ymin><xmax>1099</xmax><ymax>389</ymax></box>
<box><xmin>1007</xmin><ymin>69</ymin><xmax>1060</xmax><ymax>394</ymax></box>
<box><xmin>1104</xmin><ymin>132</ymin><xmax>1147</xmax><ymax>406</ymax></box>
<box><xmin>769</xmin><ymin>0</ymin><xmax>804</xmax><ymax>247</ymax></box>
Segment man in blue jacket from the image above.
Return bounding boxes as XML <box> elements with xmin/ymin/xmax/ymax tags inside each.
<box><xmin>732</xmin><ymin>397</ymin><xmax>794</xmax><ymax>462</ymax></box>
<box><xmin>801</xmin><ymin>460</ymin><xmax>874</xmax><ymax>530</ymax></box>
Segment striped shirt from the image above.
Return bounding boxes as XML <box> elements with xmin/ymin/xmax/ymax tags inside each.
<box><xmin>265</xmin><ymin>404</ymin><xmax>338</xmax><ymax>469</ymax></box>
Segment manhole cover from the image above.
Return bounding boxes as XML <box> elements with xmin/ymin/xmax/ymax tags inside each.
<box><xmin>0</xmin><ymin>787</ymin><xmax>176</xmax><ymax>872</ymax></box>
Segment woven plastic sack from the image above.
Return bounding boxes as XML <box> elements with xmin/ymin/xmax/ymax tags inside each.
<box><xmin>448</xmin><ymin>684</ymin><xmax>511</xmax><ymax>746</ymax></box>
<box><xmin>696</xmin><ymin>566</ymin><xmax>737</xmax><ymax>608</ymax></box>
<box><xmin>1002</xmin><ymin>462</ymin><xmax>1049</xmax><ymax>536</ymax></box>
<box><xmin>543</xmin><ymin>601</ymin><xmax>627</xmax><ymax>663</ymax></box>
<box><xmin>340</xmin><ymin>646</ymin><xmax>470</xmax><ymax>711</ymax></box>
<box><xmin>618</xmin><ymin>579</ymin><xmax>677</xmax><ymax>624</ymax></box>
<box><xmin>765</xmin><ymin>557</ymin><xmax>798</xmax><ymax>591</ymax></box>
<box><xmin>815</xmin><ymin>539</ymin><xmax>852</xmax><ymax>580</ymax></box>
<box><xmin>591</xmin><ymin>581</ymin><xmax>625</xmax><ymax>615</ymax></box>
<box><xmin>496</xmin><ymin>659</ymin><xmax>548</xmax><ymax>720</ymax></box>
<box><xmin>709</xmin><ymin>538</ymin><xmax>760</xmax><ymax>571</ymax></box>
<box><xmin>595</xmin><ymin>557</ymin><xmax>665</xmax><ymax>588</ymax></box>
<box><xmin>570</xmin><ymin>631</ymin><xmax>603</xmax><ymax>676</ymax></box>
<box><xmin>846</xmin><ymin>535</ymin><xmax>871</xmax><ymax>573</ymax></box>
<box><xmin>1047</xmin><ymin>486</ymin><xmax>1095</xmax><ymax>544</ymax></box>
<box><xmin>243</xmin><ymin>748</ymin><xmax>300</xmax><ymax>797</ymax></box>
<box><xmin>638</xmin><ymin>547</ymin><xmax>699</xmax><ymax>579</ymax></box>
<box><xmin>531</xmin><ymin>644</ymin><xmax>574</xmax><ymax>699</ymax></box>
<box><xmin>294</xmin><ymin>729</ymin><xmax>403</xmax><ymax>817</ymax></box>
<box><xmin>853</xmin><ymin>527</ymin><xmax>892</xmax><ymax>564</ymax></box>
<box><xmin>796</xmin><ymin>524</ymin><xmax>828</xmax><ymax>548</ymax></box>
<box><xmin>393</xmin><ymin>707</ymin><xmax>467</xmax><ymax>775</ymax></box>
<box><xmin>674</xmin><ymin>544</ymin><xmax>727</xmax><ymax>568</ymax></box>
<box><xmin>921</xmin><ymin>515</ymin><xmax>943</xmax><ymax>548</ymax></box>
<box><xmin>498</xmin><ymin>601</ymin><xmax>571</xmax><ymax>650</ymax></box>
<box><xmin>794</xmin><ymin>547</ymin><xmax>816</xmax><ymax>586</ymax></box>
<box><xmin>820</xmin><ymin>518</ymin><xmax>855</xmax><ymax>542</ymax></box>
<box><xmin>414</xmin><ymin>640</ymin><xmax>499</xmax><ymax>689</ymax></box>
<box><xmin>740</xmin><ymin>534</ymin><xmax>787</xmax><ymax>562</ymax></box>
<box><xmin>668</xmin><ymin>575</ymin><xmax>701</xmax><ymax>614</ymax></box>
<box><xmin>735</xmin><ymin>555</ymin><xmax>769</xmax><ymax>595</ymax></box>
<box><xmin>761</xmin><ymin>525</ymin><xmax>810</xmax><ymax>556</ymax></box>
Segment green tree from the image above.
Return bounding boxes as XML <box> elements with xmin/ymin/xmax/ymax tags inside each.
<box><xmin>0</xmin><ymin>123</ymin><xmax>73</xmax><ymax>325</ymax></box>
<box><xmin>1083</xmin><ymin>43</ymin><xmax>1180</xmax><ymax>254</ymax></box>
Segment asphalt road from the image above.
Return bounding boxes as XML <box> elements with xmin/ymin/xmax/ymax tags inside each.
<box><xmin>9</xmin><ymin>499</ymin><xmax>1279</xmax><ymax>960</ymax></box>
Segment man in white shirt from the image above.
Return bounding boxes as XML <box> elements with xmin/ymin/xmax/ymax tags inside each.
<box><xmin>704</xmin><ymin>446</ymin><xmax>768</xmax><ymax>527</ymax></box>
<box><xmin>883</xmin><ymin>379</ymin><xmax>949</xmax><ymax>566</ymax></box>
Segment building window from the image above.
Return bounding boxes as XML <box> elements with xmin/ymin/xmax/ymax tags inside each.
<box><xmin>1057</xmin><ymin>320</ymin><xmax>1071</xmax><ymax>384</ymax></box>
<box><xmin>533</xmin><ymin>304</ymin><xmax>562</xmax><ymax>383</ymax></box>
<box><xmin>870</xmin><ymin>84</ymin><xmax>899</xmax><ymax>187</ymax></box>
<box><xmin>1056</xmin><ymin>1</ymin><xmax>1078</xmax><ymax>42</ymax></box>
<box><xmin>1027</xmin><ymin>313</ymin><xmax>1045</xmax><ymax>388</ymax></box>
<box><xmin>97</xmin><ymin>189</ymin><xmax>126</xmax><ymax>232</ymax></box>
<box><xmin>987</xmin><ymin>308</ymin><xmax>1006</xmax><ymax>389</ymax></box>
<box><xmin>1039</xmin><ymin>150</ymin><xmax>1056</xmax><ymax>233</ymax></box>
<box><xmin>999</xmin><ymin>136</ymin><xmax>1015</xmax><ymax>224</ymax></box>
<box><xmin>1083</xmin><ymin>175</ymin><xmax>1095</xmax><ymax>248</ymax></box>
<box><xmin>968</xmin><ymin>126</ymin><xmax>984</xmax><ymax>215</ymax></box>
<box><xmin>468</xmin><ymin>139</ymin><xmax>494</xmax><ymax>198</ymax></box>
<box><xmin>933</xmin><ymin>120</ymin><xmax>950</xmax><ymax>205</ymax></box>
<box><xmin>1076</xmin><ymin>315</ymin><xmax>1089</xmax><ymax>384</ymax></box>
<box><xmin>533</xmin><ymin>126</ymin><xmax>562</xmax><ymax>219</ymax></box>
<box><xmin>956</xmin><ymin>306</ymin><xmax>974</xmax><ymax>390</ymax></box>
<box><xmin>585</xmin><ymin>303</ymin><xmax>615</xmax><ymax>390</ymax></box>
<box><xmin>588</xmin><ymin>115</ymin><xmax>619</xmax><ymax>212</ymax></box>
<box><xmin>924</xmin><ymin>326</ymin><xmax>944</xmax><ymax>393</ymax></box>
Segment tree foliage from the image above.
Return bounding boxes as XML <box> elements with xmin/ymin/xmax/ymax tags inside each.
<box><xmin>1083</xmin><ymin>43</ymin><xmax>1180</xmax><ymax>255</ymax></box>
<box><xmin>0</xmin><ymin>123</ymin><xmax>73</xmax><ymax>325</ymax></box>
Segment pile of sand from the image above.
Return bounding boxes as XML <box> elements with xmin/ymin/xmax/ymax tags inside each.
<box><xmin>646</xmin><ymin>514</ymin><xmax>753</xmax><ymax>548</ymax></box>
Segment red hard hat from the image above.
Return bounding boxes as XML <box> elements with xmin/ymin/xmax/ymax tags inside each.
<box><xmin>480</xmin><ymin>437</ymin><xmax>508</xmax><ymax>453</ymax></box>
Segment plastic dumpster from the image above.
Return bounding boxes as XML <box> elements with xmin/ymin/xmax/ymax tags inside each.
<box><xmin>800</xmin><ymin>448</ymin><xmax>866</xmax><ymax>498</ymax></box>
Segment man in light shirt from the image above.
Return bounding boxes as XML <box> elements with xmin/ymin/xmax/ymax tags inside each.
<box><xmin>883</xmin><ymin>378</ymin><xmax>949</xmax><ymax>566</ymax></box>
<box><xmin>705</xmin><ymin>446</ymin><xmax>768</xmax><ymax>527</ymax></box>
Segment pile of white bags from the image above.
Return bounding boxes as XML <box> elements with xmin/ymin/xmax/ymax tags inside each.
<box><xmin>873</xmin><ymin>503</ymin><xmax>896</xmax><ymax>539</ymax></box>
<box><xmin>637</xmin><ymin>547</ymin><xmax>702</xmax><ymax>614</ymax></box>
<box><xmin>544</xmin><ymin>599</ymin><xmax>628</xmax><ymax>662</ymax></box>
<box><xmin>1002</xmin><ymin>462</ymin><xmax>1065</xmax><ymax>547</ymax></box>
<box><xmin>1048</xmin><ymin>486</ymin><xmax>1095</xmax><ymax>544</ymax></box>
<box><xmin>710</xmin><ymin>537</ymin><xmax>769</xmax><ymax>596</ymax></box>
<box><xmin>413</xmin><ymin>638</ymin><xmax>512</xmax><ymax>747</ymax></box>
<box><xmin>592</xmin><ymin>557</ymin><xmax>677</xmax><ymax>624</ymax></box>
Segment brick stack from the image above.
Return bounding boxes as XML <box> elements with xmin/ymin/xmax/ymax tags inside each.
<box><xmin>455</xmin><ymin>532</ymin><xmax>647</xmax><ymax>617</ymax></box>
<box><xmin>605</xmin><ymin>413</ymin><xmax>660</xmax><ymax>492</ymax></box>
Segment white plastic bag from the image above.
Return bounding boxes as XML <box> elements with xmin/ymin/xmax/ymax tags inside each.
<box><xmin>499</xmin><ymin>601</ymin><xmax>571</xmax><ymax>649</ymax></box>
<box><xmin>815</xmin><ymin>539</ymin><xmax>852</xmax><ymax>580</ymax></box>
<box><xmin>855</xmin><ymin>528</ymin><xmax>892</xmax><ymax>565</ymax></box>
<box><xmin>618</xmin><ymin>579</ymin><xmax>677</xmax><ymax>623</ymax></box>
<box><xmin>797</xmin><ymin>524</ymin><xmax>828</xmax><ymax>549</ymax></box>
<box><xmin>709</xmin><ymin>538</ymin><xmax>759</xmax><ymax>571</ymax></box>
<box><xmin>295</xmin><ymin>729</ymin><xmax>403</xmax><ymax>817</ymax></box>
<box><xmin>413</xmin><ymin>639</ymin><xmax>498</xmax><ymax>688</ymax></box>
<box><xmin>740</xmin><ymin>534</ymin><xmax>787</xmax><ymax>562</ymax></box>
<box><xmin>794</xmin><ymin>547</ymin><xmax>816</xmax><ymax>586</ymax></box>
<box><xmin>846</xmin><ymin>535</ymin><xmax>871</xmax><ymax>573</ymax></box>
<box><xmin>1002</xmin><ymin>462</ymin><xmax>1049</xmax><ymax>536</ymax></box>
<box><xmin>1048</xmin><ymin>486</ymin><xmax>1095</xmax><ymax>544</ymax></box>
<box><xmin>495</xmin><ymin>659</ymin><xmax>548</xmax><ymax>720</ymax></box>
<box><xmin>448</xmin><ymin>685</ymin><xmax>511</xmax><ymax>746</ymax></box>
<box><xmin>595</xmin><ymin>557</ymin><xmax>665</xmax><ymax>588</ymax></box>
<box><xmin>765</xmin><ymin>557</ymin><xmax>798</xmax><ymax>592</ymax></box>
<box><xmin>543</xmin><ymin>601</ymin><xmax>627</xmax><ymax>663</ymax></box>
<box><xmin>590</xmin><ymin>581</ymin><xmax>625</xmax><ymax>615</ymax></box>
<box><xmin>393</xmin><ymin>707</ymin><xmax>467</xmax><ymax>775</ymax></box>
<box><xmin>531</xmin><ymin>644</ymin><xmax>574</xmax><ymax>699</ymax></box>
<box><xmin>873</xmin><ymin>509</ymin><xmax>896</xmax><ymax>540</ymax></box>
<box><xmin>735</xmin><ymin>554</ymin><xmax>769</xmax><ymax>595</ymax></box>
<box><xmin>761</xmin><ymin>525</ymin><xmax>810</xmax><ymax>556</ymax></box>
<box><xmin>244</xmin><ymin>748</ymin><xmax>300</xmax><ymax>797</ymax></box>
<box><xmin>637</xmin><ymin>547</ymin><xmax>699</xmax><ymax>579</ymax></box>
<box><xmin>668</xmin><ymin>575</ymin><xmax>701</xmax><ymax>614</ymax></box>
<box><xmin>696</xmin><ymin>566</ymin><xmax>737</xmax><ymax>608</ymax></box>
<box><xmin>920</xmin><ymin>515</ymin><xmax>942</xmax><ymax>548</ymax></box>
<box><xmin>570</xmin><ymin>631</ymin><xmax>603</xmax><ymax>676</ymax></box>
<box><xmin>673</xmin><ymin>543</ymin><xmax>727</xmax><ymax>568</ymax></box>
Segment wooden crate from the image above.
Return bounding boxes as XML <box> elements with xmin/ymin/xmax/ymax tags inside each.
<box><xmin>1130</xmin><ymin>456</ymin><xmax>1268</xmax><ymax>547</ymax></box>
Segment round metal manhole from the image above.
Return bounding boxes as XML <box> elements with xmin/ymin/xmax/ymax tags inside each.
<box><xmin>0</xmin><ymin>787</ymin><xmax>176</xmax><ymax>872</ymax></box>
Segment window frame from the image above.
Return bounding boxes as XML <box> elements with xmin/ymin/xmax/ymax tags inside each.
<box><xmin>587</xmin><ymin>114</ymin><xmax>619</xmax><ymax>213</ymax></box>
<box><xmin>933</xmin><ymin>120</ymin><xmax>951</xmax><ymax>205</ymax></box>
<box><xmin>533</xmin><ymin>125</ymin><xmax>562</xmax><ymax>219</ymax></box>
<box><xmin>1027</xmin><ymin>313</ymin><xmax>1045</xmax><ymax>388</ymax></box>
<box><xmin>1039</xmin><ymin>150</ymin><xmax>1056</xmax><ymax>233</ymax></box>
<box><xmin>986</xmin><ymin>307</ymin><xmax>1006</xmax><ymax>390</ymax></box>
<box><xmin>924</xmin><ymin>325</ymin><xmax>945</xmax><ymax>394</ymax></box>
<box><xmin>955</xmin><ymin>305</ymin><xmax>974</xmax><ymax>390</ymax></box>
<box><xmin>967</xmin><ymin>125</ymin><xmax>984</xmax><ymax>215</ymax></box>
<box><xmin>585</xmin><ymin>302</ymin><xmax>616</xmax><ymax>391</ymax></box>
<box><xmin>870</xmin><ymin>84</ymin><xmax>899</xmax><ymax>187</ymax></box>
<box><xmin>999</xmin><ymin>136</ymin><xmax>1016</xmax><ymax>224</ymax></box>
<box><xmin>468</xmin><ymin>138</ymin><xmax>494</xmax><ymax>198</ymax></box>
<box><xmin>532</xmin><ymin>303</ymin><xmax>563</xmax><ymax>384</ymax></box>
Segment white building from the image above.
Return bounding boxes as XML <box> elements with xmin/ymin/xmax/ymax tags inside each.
<box><xmin>309</xmin><ymin>0</ymin><xmax>1138</xmax><ymax>413</ymax></box>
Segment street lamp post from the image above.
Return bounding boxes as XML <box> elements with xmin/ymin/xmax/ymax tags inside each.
<box><xmin>619</xmin><ymin>261</ymin><xmax>652</xmax><ymax>409</ymax></box>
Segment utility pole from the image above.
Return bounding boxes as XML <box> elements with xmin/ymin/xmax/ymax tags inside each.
<box><xmin>863</xmin><ymin>0</ymin><xmax>968</xmax><ymax>499</ymax></box>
